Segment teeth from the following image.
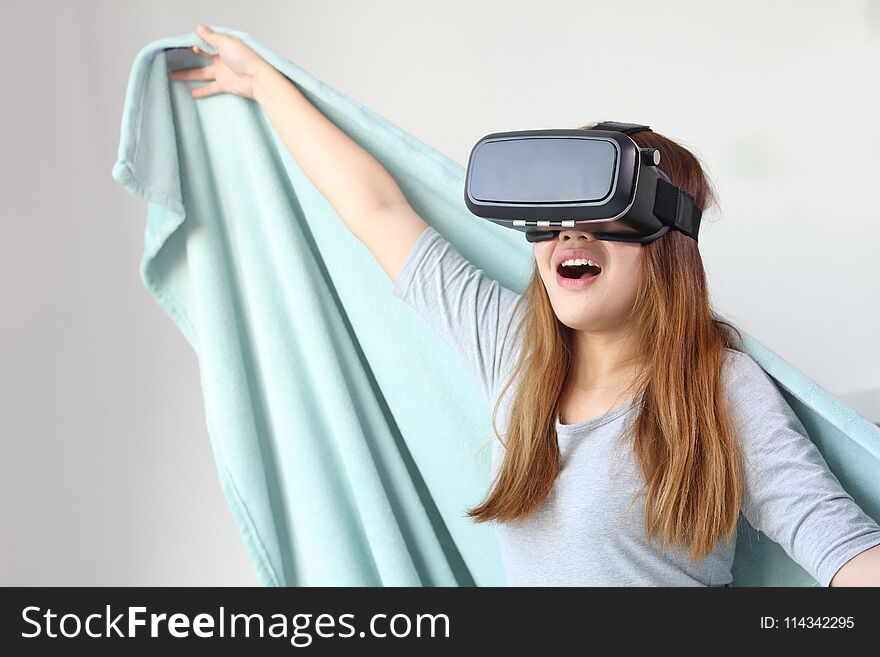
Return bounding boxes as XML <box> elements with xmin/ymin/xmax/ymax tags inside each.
<box><xmin>560</xmin><ymin>258</ymin><xmax>601</xmax><ymax>269</ymax></box>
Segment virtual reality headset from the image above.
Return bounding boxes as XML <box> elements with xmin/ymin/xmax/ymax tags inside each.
<box><xmin>464</xmin><ymin>121</ymin><xmax>701</xmax><ymax>244</ymax></box>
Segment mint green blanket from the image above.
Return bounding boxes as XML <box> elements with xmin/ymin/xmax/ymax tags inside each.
<box><xmin>112</xmin><ymin>28</ymin><xmax>880</xmax><ymax>586</ymax></box>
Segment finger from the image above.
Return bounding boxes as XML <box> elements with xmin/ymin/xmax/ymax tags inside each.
<box><xmin>196</xmin><ymin>23</ymin><xmax>220</xmax><ymax>48</ymax></box>
<box><xmin>191</xmin><ymin>45</ymin><xmax>215</xmax><ymax>58</ymax></box>
<box><xmin>170</xmin><ymin>64</ymin><xmax>215</xmax><ymax>81</ymax></box>
<box><xmin>192</xmin><ymin>81</ymin><xmax>220</xmax><ymax>99</ymax></box>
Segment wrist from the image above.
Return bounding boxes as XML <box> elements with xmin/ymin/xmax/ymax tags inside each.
<box><xmin>252</xmin><ymin>62</ymin><xmax>278</xmax><ymax>104</ymax></box>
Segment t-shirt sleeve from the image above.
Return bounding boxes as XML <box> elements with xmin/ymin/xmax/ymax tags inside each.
<box><xmin>392</xmin><ymin>225</ymin><xmax>524</xmax><ymax>402</ymax></box>
<box><xmin>723</xmin><ymin>349</ymin><xmax>880</xmax><ymax>586</ymax></box>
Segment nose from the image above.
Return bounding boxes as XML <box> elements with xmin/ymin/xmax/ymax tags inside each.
<box><xmin>557</xmin><ymin>228</ymin><xmax>597</xmax><ymax>242</ymax></box>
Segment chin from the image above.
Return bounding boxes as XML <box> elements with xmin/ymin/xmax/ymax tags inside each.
<box><xmin>552</xmin><ymin>309</ymin><xmax>596</xmax><ymax>331</ymax></box>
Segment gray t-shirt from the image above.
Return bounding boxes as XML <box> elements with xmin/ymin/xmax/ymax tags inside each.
<box><xmin>392</xmin><ymin>225</ymin><xmax>880</xmax><ymax>586</ymax></box>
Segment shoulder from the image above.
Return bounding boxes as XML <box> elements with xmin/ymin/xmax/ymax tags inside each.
<box><xmin>719</xmin><ymin>348</ymin><xmax>807</xmax><ymax>438</ymax></box>
<box><xmin>720</xmin><ymin>348</ymin><xmax>774</xmax><ymax>393</ymax></box>
<box><xmin>720</xmin><ymin>348</ymin><xmax>789</xmax><ymax>415</ymax></box>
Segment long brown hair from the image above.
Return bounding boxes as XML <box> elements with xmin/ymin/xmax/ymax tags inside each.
<box><xmin>466</xmin><ymin>122</ymin><xmax>747</xmax><ymax>562</ymax></box>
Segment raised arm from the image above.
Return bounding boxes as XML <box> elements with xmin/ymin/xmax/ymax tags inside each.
<box><xmin>175</xmin><ymin>26</ymin><xmax>521</xmax><ymax>402</ymax></box>
<box><xmin>251</xmin><ymin>61</ymin><xmax>429</xmax><ymax>282</ymax></box>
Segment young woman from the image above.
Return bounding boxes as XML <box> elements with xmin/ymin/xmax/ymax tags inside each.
<box><xmin>173</xmin><ymin>24</ymin><xmax>880</xmax><ymax>586</ymax></box>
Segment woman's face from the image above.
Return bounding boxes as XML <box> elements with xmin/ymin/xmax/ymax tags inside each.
<box><xmin>534</xmin><ymin>228</ymin><xmax>644</xmax><ymax>332</ymax></box>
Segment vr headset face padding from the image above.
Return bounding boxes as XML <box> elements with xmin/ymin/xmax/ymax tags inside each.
<box><xmin>464</xmin><ymin>121</ymin><xmax>701</xmax><ymax>244</ymax></box>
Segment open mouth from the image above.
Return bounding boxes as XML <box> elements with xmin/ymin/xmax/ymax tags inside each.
<box><xmin>556</xmin><ymin>261</ymin><xmax>602</xmax><ymax>280</ymax></box>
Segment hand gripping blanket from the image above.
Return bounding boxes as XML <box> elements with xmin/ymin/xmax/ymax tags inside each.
<box><xmin>111</xmin><ymin>28</ymin><xmax>880</xmax><ymax>586</ymax></box>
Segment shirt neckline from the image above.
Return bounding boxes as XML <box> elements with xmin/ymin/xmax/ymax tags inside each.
<box><xmin>555</xmin><ymin>396</ymin><xmax>642</xmax><ymax>435</ymax></box>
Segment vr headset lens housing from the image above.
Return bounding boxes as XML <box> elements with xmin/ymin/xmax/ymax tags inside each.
<box><xmin>464</xmin><ymin>122</ymin><xmax>702</xmax><ymax>244</ymax></box>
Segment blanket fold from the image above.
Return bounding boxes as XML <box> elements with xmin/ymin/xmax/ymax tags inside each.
<box><xmin>112</xmin><ymin>28</ymin><xmax>880</xmax><ymax>586</ymax></box>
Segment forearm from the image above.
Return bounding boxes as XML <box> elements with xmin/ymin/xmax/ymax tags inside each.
<box><xmin>252</xmin><ymin>63</ymin><xmax>407</xmax><ymax>232</ymax></box>
<box><xmin>829</xmin><ymin>543</ymin><xmax>880</xmax><ymax>586</ymax></box>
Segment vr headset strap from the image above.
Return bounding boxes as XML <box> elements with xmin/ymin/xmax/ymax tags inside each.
<box><xmin>591</xmin><ymin>121</ymin><xmax>652</xmax><ymax>135</ymax></box>
<box><xmin>653</xmin><ymin>180</ymin><xmax>702</xmax><ymax>241</ymax></box>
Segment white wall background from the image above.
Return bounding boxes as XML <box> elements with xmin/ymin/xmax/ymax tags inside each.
<box><xmin>1</xmin><ymin>0</ymin><xmax>878</xmax><ymax>585</ymax></box>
